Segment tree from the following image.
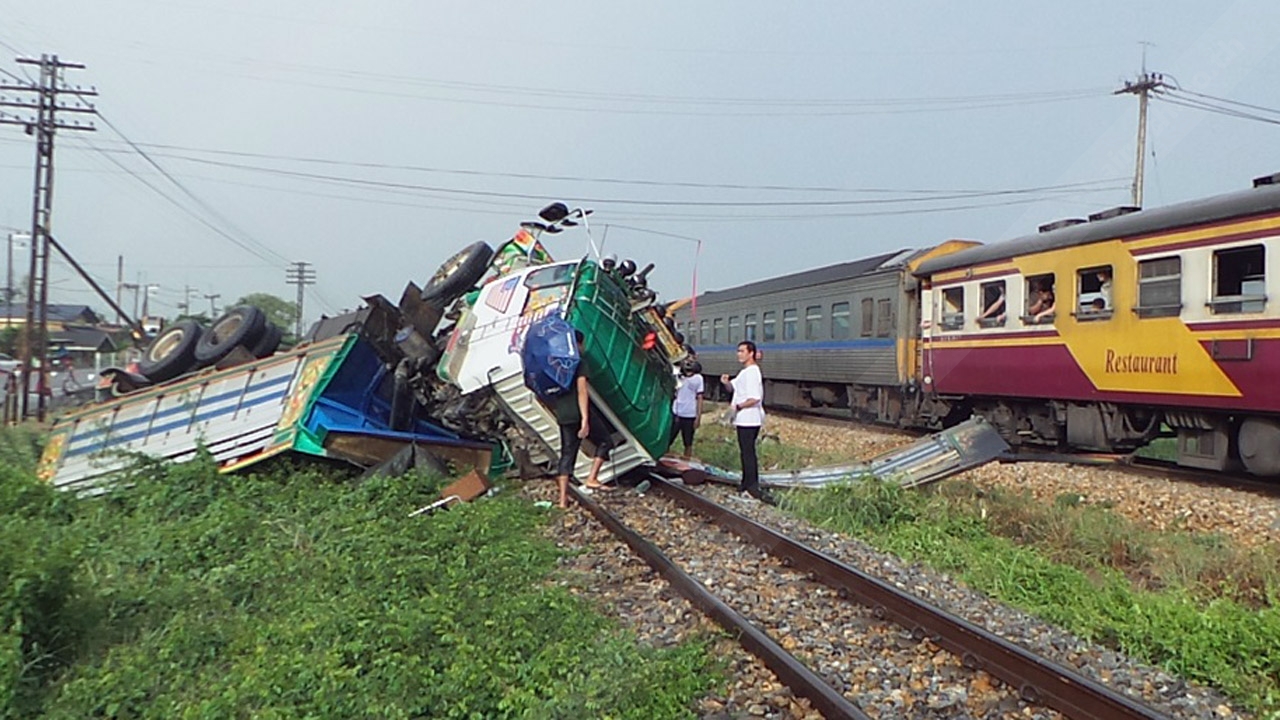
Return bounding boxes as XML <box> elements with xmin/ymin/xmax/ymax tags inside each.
<box><xmin>233</xmin><ymin>293</ymin><xmax>298</xmax><ymax>332</ymax></box>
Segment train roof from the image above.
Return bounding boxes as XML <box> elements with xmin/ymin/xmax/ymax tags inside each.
<box><xmin>914</xmin><ymin>178</ymin><xmax>1280</xmax><ymax>277</ymax></box>
<box><xmin>691</xmin><ymin>248</ymin><xmax>915</xmax><ymax>306</ymax></box>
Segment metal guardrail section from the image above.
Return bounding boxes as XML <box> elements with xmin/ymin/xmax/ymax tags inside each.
<box><xmin>654</xmin><ymin>479</ymin><xmax>1169</xmax><ymax>720</ymax></box>
<box><xmin>761</xmin><ymin>416</ymin><xmax>1010</xmax><ymax>490</ymax></box>
<box><xmin>570</xmin><ymin>486</ymin><xmax>871</xmax><ymax>720</ymax></box>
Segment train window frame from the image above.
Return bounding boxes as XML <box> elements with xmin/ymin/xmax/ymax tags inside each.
<box><xmin>782</xmin><ymin>308</ymin><xmax>798</xmax><ymax>341</ymax></box>
<box><xmin>698</xmin><ymin>319</ymin><xmax>709</xmax><ymax>346</ymax></box>
<box><xmin>804</xmin><ymin>305</ymin><xmax>823</xmax><ymax>340</ymax></box>
<box><xmin>762</xmin><ymin>311</ymin><xmax>777</xmax><ymax>342</ymax></box>
<box><xmin>712</xmin><ymin>317</ymin><xmax>724</xmax><ymax>345</ymax></box>
<box><xmin>1074</xmin><ymin>265</ymin><xmax>1114</xmax><ymax>321</ymax></box>
<box><xmin>876</xmin><ymin>299</ymin><xmax>893</xmax><ymax>337</ymax></box>
<box><xmin>940</xmin><ymin>287</ymin><xmax>965</xmax><ymax>331</ymax></box>
<box><xmin>1134</xmin><ymin>256</ymin><xmax>1182</xmax><ymax>318</ymax></box>
<box><xmin>1209</xmin><ymin>244</ymin><xmax>1266</xmax><ymax>314</ymax></box>
<box><xmin>860</xmin><ymin>298</ymin><xmax>874</xmax><ymax>337</ymax></box>
<box><xmin>977</xmin><ymin>280</ymin><xmax>1007</xmax><ymax>328</ymax></box>
<box><xmin>728</xmin><ymin>315</ymin><xmax>741</xmax><ymax>343</ymax></box>
<box><xmin>831</xmin><ymin>302</ymin><xmax>850</xmax><ymax>340</ymax></box>
<box><xmin>744</xmin><ymin>313</ymin><xmax>757</xmax><ymax>342</ymax></box>
<box><xmin>1021</xmin><ymin>273</ymin><xmax>1057</xmax><ymax>325</ymax></box>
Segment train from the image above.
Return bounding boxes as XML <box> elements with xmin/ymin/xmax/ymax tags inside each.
<box><xmin>672</xmin><ymin>171</ymin><xmax>1280</xmax><ymax>476</ymax></box>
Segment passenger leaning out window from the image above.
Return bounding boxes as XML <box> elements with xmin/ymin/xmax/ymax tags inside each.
<box><xmin>1028</xmin><ymin>284</ymin><xmax>1056</xmax><ymax>323</ymax></box>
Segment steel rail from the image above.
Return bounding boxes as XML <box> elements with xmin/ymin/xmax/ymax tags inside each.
<box><xmin>570</xmin><ymin>485</ymin><xmax>871</xmax><ymax>720</ymax></box>
<box><xmin>652</xmin><ymin>478</ymin><xmax>1169</xmax><ymax>720</ymax></box>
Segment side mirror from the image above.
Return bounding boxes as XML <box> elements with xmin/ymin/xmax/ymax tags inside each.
<box><xmin>538</xmin><ymin>202</ymin><xmax>570</xmax><ymax>223</ymax></box>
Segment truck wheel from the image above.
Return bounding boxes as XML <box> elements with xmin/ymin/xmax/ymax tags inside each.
<box><xmin>195</xmin><ymin>306</ymin><xmax>267</xmax><ymax>366</ymax></box>
<box><xmin>422</xmin><ymin>241</ymin><xmax>494</xmax><ymax>305</ymax></box>
<box><xmin>251</xmin><ymin>323</ymin><xmax>283</xmax><ymax>358</ymax></box>
<box><xmin>138</xmin><ymin>320</ymin><xmax>203</xmax><ymax>383</ymax></box>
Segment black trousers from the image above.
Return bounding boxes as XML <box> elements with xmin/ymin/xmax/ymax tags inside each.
<box><xmin>736</xmin><ymin>425</ymin><xmax>760</xmax><ymax>494</ymax></box>
<box><xmin>671</xmin><ymin>416</ymin><xmax>696</xmax><ymax>448</ymax></box>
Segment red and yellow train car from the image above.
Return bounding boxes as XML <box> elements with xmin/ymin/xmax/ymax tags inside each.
<box><xmin>913</xmin><ymin>173</ymin><xmax>1280</xmax><ymax>475</ymax></box>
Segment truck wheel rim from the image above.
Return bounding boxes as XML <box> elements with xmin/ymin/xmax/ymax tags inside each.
<box><xmin>150</xmin><ymin>330</ymin><xmax>185</xmax><ymax>361</ymax></box>
<box><xmin>210</xmin><ymin>315</ymin><xmax>243</xmax><ymax>344</ymax></box>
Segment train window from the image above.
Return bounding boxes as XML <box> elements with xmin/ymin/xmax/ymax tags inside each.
<box><xmin>978</xmin><ymin>281</ymin><xmax>1006</xmax><ymax>327</ymax></box>
<box><xmin>860</xmin><ymin>299</ymin><xmax>874</xmax><ymax>337</ymax></box>
<box><xmin>1136</xmin><ymin>257</ymin><xmax>1182</xmax><ymax>318</ymax></box>
<box><xmin>762</xmin><ymin>311</ymin><xmax>777</xmax><ymax>342</ymax></box>
<box><xmin>782</xmin><ymin>309</ymin><xmax>798</xmax><ymax>341</ymax></box>
<box><xmin>699</xmin><ymin>319</ymin><xmax>709</xmax><ymax>346</ymax></box>
<box><xmin>713</xmin><ymin>318</ymin><xmax>724</xmax><ymax>344</ymax></box>
<box><xmin>1023</xmin><ymin>273</ymin><xmax>1056</xmax><ymax>325</ymax></box>
<box><xmin>1211</xmin><ymin>245</ymin><xmax>1266</xmax><ymax>314</ymax></box>
<box><xmin>728</xmin><ymin>316</ymin><xmax>741</xmax><ymax>343</ymax></box>
<box><xmin>804</xmin><ymin>305</ymin><xmax>823</xmax><ymax>340</ymax></box>
<box><xmin>831</xmin><ymin>302</ymin><xmax>850</xmax><ymax>340</ymax></box>
<box><xmin>876</xmin><ymin>299</ymin><xmax>893</xmax><ymax>337</ymax></box>
<box><xmin>940</xmin><ymin>287</ymin><xmax>964</xmax><ymax>330</ymax></box>
<box><xmin>744</xmin><ymin>314</ymin><xmax>757</xmax><ymax>341</ymax></box>
<box><xmin>1075</xmin><ymin>265</ymin><xmax>1114</xmax><ymax>321</ymax></box>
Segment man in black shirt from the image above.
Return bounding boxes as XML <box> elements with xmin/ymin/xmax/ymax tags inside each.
<box><xmin>550</xmin><ymin>331</ymin><xmax>614</xmax><ymax>508</ymax></box>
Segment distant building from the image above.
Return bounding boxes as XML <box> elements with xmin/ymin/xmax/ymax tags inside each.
<box><xmin>0</xmin><ymin>303</ymin><xmax>103</xmax><ymax>330</ymax></box>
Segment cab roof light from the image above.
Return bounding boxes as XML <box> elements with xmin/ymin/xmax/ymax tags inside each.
<box><xmin>1253</xmin><ymin>172</ymin><xmax>1280</xmax><ymax>188</ymax></box>
<box><xmin>1087</xmin><ymin>206</ymin><xmax>1141</xmax><ymax>222</ymax></box>
<box><xmin>1037</xmin><ymin>218</ymin><xmax>1087</xmax><ymax>233</ymax></box>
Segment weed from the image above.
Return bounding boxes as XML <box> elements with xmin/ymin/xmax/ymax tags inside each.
<box><xmin>0</xmin><ymin>427</ymin><xmax>718</xmax><ymax>719</ymax></box>
<box><xmin>784</xmin><ymin>472</ymin><xmax>1280</xmax><ymax>715</ymax></box>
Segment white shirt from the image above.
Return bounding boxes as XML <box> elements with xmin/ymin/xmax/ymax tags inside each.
<box><xmin>730</xmin><ymin>365</ymin><xmax>765</xmax><ymax>427</ymax></box>
<box><xmin>672</xmin><ymin>373</ymin><xmax>704</xmax><ymax>417</ymax></box>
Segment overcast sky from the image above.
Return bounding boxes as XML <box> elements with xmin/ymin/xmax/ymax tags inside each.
<box><xmin>0</xmin><ymin>1</ymin><xmax>1277</xmax><ymax>326</ymax></box>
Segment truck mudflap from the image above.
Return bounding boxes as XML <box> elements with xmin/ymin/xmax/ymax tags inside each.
<box><xmin>39</xmin><ymin>333</ymin><xmax>490</xmax><ymax>495</ymax></box>
<box><xmin>656</xmin><ymin>416</ymin><xmax>1009</xmax><ymax>490</ymax></box>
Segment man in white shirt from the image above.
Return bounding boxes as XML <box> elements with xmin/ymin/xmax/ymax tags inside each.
<box><xmin>720</xmin><ymin>340</ymin><xmax>773</xmax><ymax>504</ymax></box>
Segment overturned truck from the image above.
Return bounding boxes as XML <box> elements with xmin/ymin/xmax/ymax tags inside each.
<box><xmin>38</xmin><ymin>206</ymin><xmax>687</xmax><ymax>494</ymax></box>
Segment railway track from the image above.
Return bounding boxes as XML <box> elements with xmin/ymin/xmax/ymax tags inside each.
<box><xmin>772</xmin><ymin>405</ymin><xmax>1280</xmax><ymax>499</ymax></box>
<box><xmin>999</xmin><ymin>447</ymin><xmax>1280</xmax><ymax>500</ymax></box>
<box><xmin>571</xmin><ymin>476</ymin><xmax>1174</xmax><ymax>720</ymax></box>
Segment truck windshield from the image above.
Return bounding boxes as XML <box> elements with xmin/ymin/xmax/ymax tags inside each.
<box><xmin>524</xmin><ymin>264</ymin><xmax>576</xmax><ymax>290</ymax></box>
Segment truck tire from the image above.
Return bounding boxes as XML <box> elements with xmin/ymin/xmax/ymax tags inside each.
<box><xmin>251</xmin><ymin>323</ymin><xmax>283</xmax><ymax>358</ymax></box>
<box><xmin>195</xmin><ymin>305</ymin><xmax>267</xmax><ymax>366</ymax></box>
<box><xmin>138</xmin><ymin>320</ymin><xmax>203</xmax><ymax>383</ymax></box>
<box><xmin>422</xmin><ymin>241</ymin><xmax>494</xmax><ymax>305</ymax></box>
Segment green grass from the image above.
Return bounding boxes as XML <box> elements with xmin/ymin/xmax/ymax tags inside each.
<box><xmin>691</xmin><ymin>419</ymin><xmax>844</xmax><ymax>472</ymax></box>
<box><xmin>783</xmin><ymin>478</ymin><xmax>1280</xmax><ymax>717</ymax></box>
<box><xmin>2</xmin><ymin>434</ymin><xmax>720</xmax><ymax>719</ymax></box>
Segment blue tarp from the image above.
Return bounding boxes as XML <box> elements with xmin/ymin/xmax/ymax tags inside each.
<box><xmin>522</xmin><ymin>313</ymin><xmax>580</xmax><ymax>401</ymax></box>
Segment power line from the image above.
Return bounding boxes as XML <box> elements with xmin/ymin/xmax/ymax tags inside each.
<box><xmin>74</xmin><ymin>135</ymin><xmax>287</xmax><ymax>267</ymax></box>
<box><xmin>1155</xmin><ymin>93</ymin><xmax>1280</xmax><ymax>126</ymax></box>
<box><xmin>80</xmin><ymin>138</ymin><xmax>1128</xmax><ymax>196</ymax></box>
<box><xmin>1172</xmin><ymin>88</ymin><xmax>1280</xmax><ymax>117</ymax></box>
<box><xmin>143</xmin><ymin>153</ymin><xmax>1128</xmax><ymax>208</ymax></box>
<box><xmin>95</xmin><ymin>112</ymin><xmax>292</xmax><ymax>266</ymax></box>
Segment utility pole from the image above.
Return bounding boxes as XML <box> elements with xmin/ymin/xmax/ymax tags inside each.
<box><xmin>6</xmin><ymin>232</ymin><xmax>30</xmax><ymax>308</ymax></box>
<box><xmin>0</xmin><ymin>54</ymin><xmax>96</xmax><ymax>421</ymax></box>
<box><xmin>177</xmin><ymin>284</ymin><xmax>197</xmax><ymax>316</ymax></box>
<box><xmin>1114</xmin><ymin>51</ymin><xmax>1170</xmax><ymax>208</ymax></box>
<box><xmin>204</xmin><ymin>293</ymin><xmax>220</xmax><ymax>317</ymax></box>
<box><xmin>141</xmin><ymin>283</ymin><xmax>159</xmax><ymax>320</ymax></box>
<box><xmin>121</xmin><ymin>282</ymin><xmax>140</xmax><ymax>319</ymax></box>
<box><xmin>115</xmin><ymin>255</ymin><xmax>123</xmax><ymax>324</ymax></box>
<box><xmin>285</xmin><ymin>261</ymin><xmax>315</xmax><ymax>338</ymax></box>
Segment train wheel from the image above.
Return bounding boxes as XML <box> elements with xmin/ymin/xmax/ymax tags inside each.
<box><xmin>1238</xmin><ymin>417</ymin><xmax>1280</xmax><ymax>476</ymax></box>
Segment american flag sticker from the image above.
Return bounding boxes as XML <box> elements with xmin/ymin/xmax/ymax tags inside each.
<box><xmin>486</xmin><ymin>277</ymin><xmax>519</xmax><ymax>313</ymax></box>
